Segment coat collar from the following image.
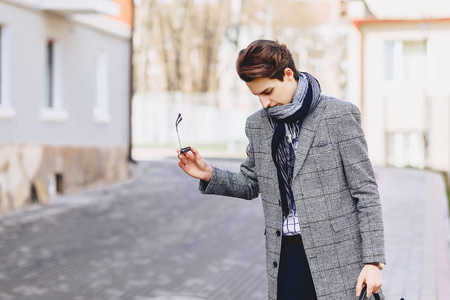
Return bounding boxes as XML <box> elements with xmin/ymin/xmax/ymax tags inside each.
<box><xmin>259</xmin><ymin>96</ymin><xmax>327</xmax><ymax>179</ymax></box>
<box><xmin>292</xmin><ymin>97</ymin><xmax>327</xmax><ymax>178</ymax></box>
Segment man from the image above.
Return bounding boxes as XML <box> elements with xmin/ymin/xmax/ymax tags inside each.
<box><xmin>177</xmin><ymin>40</ymin><xmax>385</xmax><ymax>300</ymax></box>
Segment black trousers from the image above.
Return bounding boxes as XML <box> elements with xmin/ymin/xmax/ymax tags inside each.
<box><xmin>277</xmin><ymin>235</ymin><xmax>318</xmax><ymax>300</ymax></box>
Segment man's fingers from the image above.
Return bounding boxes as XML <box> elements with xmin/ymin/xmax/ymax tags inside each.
<box><xmin>191</xmin><ymin>146</ymin><xmax>200</xmax><ymax>158</ymax></box>
<box><xmin>355</xmin><ymin>277</ymin><xmax>364</xmax><ymax>297</ymax></box>
<box><xmin>372</xmin><ymin>281</ymin><xmax>382</xmax><ymax>295</ymax></box>
<box><xmin>178</xmin><ymin>153</ymin><xmax>190</xmax><ymax>165</ymax></box>
<box><xmin>179</xmin><ymin>146</ymin><xmax>201</xmax><ymax>162</ymax></box>
<box><xmin>178</xmin><ymin>160</ymin><xmax>187</xmax><ymax>172</ymax></box>
<box><xmin>366</xmin><ymin>283</ymin><xmax>374</xmax><ymax>298</ymax></box>
<box><xmin>187</xmin><ymin>149</ymin><xmax>196</xmax><ymax>158</ymax></box>
<box><xmin>178</xmin><ymin>156</ymin><xmax>187</xmax><ymax>167</ymax></box>
<box><xmin>355</xmin><ymin>286</ymin><xmax>362</xmax><ymax>297</ymax></box>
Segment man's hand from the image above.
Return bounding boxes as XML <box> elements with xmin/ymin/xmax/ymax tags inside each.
<box><xmin>177</xmin><ymin>146</ymin><xmax>213</xmax><ymax>182</ymax></box>
<box><xmin>356</xmin><ymin>264</ymin><xmax>383</xmax><ymax>298</ymax></box>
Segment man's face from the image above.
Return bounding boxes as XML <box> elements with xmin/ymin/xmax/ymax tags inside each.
<box><xmin>246</xmin><ymin>68</ymin><xmax>298</xmax><ymax>109</ymax></box>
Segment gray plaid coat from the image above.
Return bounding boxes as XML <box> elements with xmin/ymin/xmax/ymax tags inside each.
<box><xmin>200</xmin><ymin>96</ymin><xmax>386</xmax><ymax>300</ymax></box>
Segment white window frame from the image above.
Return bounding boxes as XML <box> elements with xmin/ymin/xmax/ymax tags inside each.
<box><xmin>0</xmin><ymin>25</ymin><xmax>16</xmax><ymax>119</ymax></box>
<box><xmin>93</xmin><ymin>49</ymin><xmax>111</xmax><ymax>124</ymax></box>
<box><xmin>385</xmin><ymin>39</ymin><xmax>427</xmax><ymax>84</ymax></box>
<box><xmin>40</xmin><ymin>39</ymin><xmax>68</xmax><ymax>122</ymax></box>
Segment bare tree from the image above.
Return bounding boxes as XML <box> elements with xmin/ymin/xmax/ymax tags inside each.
<box><xmin>134</xmin><ymin>0</ymin><xmax>231</xmax><ymax>93</ymax></box>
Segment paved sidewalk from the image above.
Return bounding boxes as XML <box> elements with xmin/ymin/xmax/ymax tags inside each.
<box><xmin>0</xmin><ymin>159</ymin><xmax>449</xmax><ymax>300</ymax></box>
<box><xmin>377</xmin><ymin>167</ymin><xmax>450</xmax><ymax>300</ymax></box>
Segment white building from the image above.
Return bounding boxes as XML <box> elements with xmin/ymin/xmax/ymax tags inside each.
<box><xmin>0</xmin><ymin>0</ymin><xmax>133</xmax><ymax>211</ymax></box>
<box><xmin>347</xmin><ymin>0</ymin><xmax>450</xmax><ymax>172</ymax></box>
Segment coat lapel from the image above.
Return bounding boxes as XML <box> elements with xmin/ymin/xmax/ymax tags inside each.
<box><xmin>292</xmin><ymin>99</ymin><xmax>327</xmax><ymax>178</ymax></box>
<box><xmin>257</xmin><ymin>97</ymin><xmax>327</xmax><ymax>180</ymax></box>
<box><xmin>259</xmin><ymin>110</ymin><xmax>278</xmax><ymax>178</ymax></box>
<box><xmin>260</xmin><ymin>111</ymin><xmax>275</xmax><ymax>140</ymax></box>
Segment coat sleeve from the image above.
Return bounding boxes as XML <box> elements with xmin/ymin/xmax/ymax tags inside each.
<box><xmin>198</xmin><ymin>118</ymin><xmax>260</xmax><ymax>200</ymax></box>
<box><xmin>337</xmin><ymin>102</ymin><xmax>386</xmax><ymax>265</ymax></box>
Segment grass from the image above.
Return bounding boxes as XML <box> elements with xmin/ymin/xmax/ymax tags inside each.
<box><xmin>439</xmin><ymin>170</ymin><xmax>450</xmax><ymax>209</ymax></box>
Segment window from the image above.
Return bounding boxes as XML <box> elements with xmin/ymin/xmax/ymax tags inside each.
<box><xmin>55</xmin><ymin>173</ymin><xmax>64</xmax><ymax>194</ymax></box>
<box><xmin>0</xmin><ymin>183</ymin><xmax>3</xmax><ymax>212</ymax></box>
<box><xmin>385</xmin><ymin>131</ymin><xmax>426</xmax><ymax>168</ymax></box>
<box><xmin>385</xmin><ymin>40</ymin><xmax>427</xmax><ymax>82</ymax></box>
<box><xmin>47</xmin><ymin>173</ymin><xmax>64</xmax><ymax>196</ymax></box>
<box><xmin>40</xmin><ymin>39</ymin><xmax>68</xmax><ymax>121</ymax></box>
<box><xmin>46</xmin><ymin>40</ymin><xmax>54</xmax><ymax>108</ymax></box>
<box><xmin>0</xmin><ymin>26</ymin><xmax>3</xmax><ymax>106</ymax></box>
<box><xmin>384</xmin><ymin>41</ymin><xmax>396</xmax><ymax>81</ymax></box>
<box><xmin>402</xmin><ymin>41</ymin><xmax>427</xmax><ymax>82</ymax></box>
<box><xmin>94</xmin><ymin>50</ymin><xmax>111</xmax><ymax>123</ymax></box>
<box><xmin>0</xmin><ymin>25</ymin><xmax>15</xmax><ymax>119</ymax></box>
<box><xmin>30</xmin><ymin>183</ymin><xmax>39</xmax><ymax>203</ymax></box>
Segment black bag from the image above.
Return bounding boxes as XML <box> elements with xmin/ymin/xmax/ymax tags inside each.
<box><xmin>359</xmin><ymin>285</ymin><xmax>405</xmax><ymax>300</ymax></box>
<box><xmin>359</xmin><ymin>285</ymin><xmax>380</xmax><ymax>300</ymax></box>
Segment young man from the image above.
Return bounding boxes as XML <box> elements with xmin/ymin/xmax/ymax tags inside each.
<box><xmin>177</xmin><ymin>40</ymin><xmax>385</xmax><ymax>300</ymax></box>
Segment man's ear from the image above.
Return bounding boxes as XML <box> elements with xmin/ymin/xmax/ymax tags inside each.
<box><xmin>284</xmin><ymin>68</ymin><xmax>294</xmax><ymax>80</ymax></box>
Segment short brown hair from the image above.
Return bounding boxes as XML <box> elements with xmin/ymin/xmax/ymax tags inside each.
<box><xmin>236</xmin><ymin>40</ymin><xmax>299</xmax><ymax>82</ymax></box>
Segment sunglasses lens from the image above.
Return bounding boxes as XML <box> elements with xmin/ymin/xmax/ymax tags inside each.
<box><xmin>176</xmin><ymin>113</ymin><xmax>182</xmax><ymax>127</ymax></box>
<box><xmin>175</xmin><ymin>113</ymin><xmax>191</xmax><ymax>153</ymax></box>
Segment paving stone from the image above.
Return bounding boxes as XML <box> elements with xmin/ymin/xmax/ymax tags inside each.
<box><xmin>0</xmin><ymin>160</ymin><xmax>448</xmax><ymax>300</ymax></box>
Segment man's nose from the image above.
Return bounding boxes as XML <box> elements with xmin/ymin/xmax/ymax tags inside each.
<box><xmin>259</xmin><ymin>96</ymin><xmax>271</xmax><ymax>109</ymax></box>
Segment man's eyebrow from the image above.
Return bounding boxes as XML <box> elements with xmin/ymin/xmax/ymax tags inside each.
<box><xmin>255</xmin><ymin>87</ymin><xmax>272</xmax><ymax>95</ymax></box>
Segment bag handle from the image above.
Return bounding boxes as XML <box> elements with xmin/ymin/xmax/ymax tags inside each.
<box><xmin>359</xmin><ymin>285</ymin><xmax>381</xmax><ymax>300</ymax></box>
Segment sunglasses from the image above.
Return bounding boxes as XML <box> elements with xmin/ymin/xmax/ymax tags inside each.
<box><xmin>175</xmin><ymin>113</ymin><xmax>192</xmax><ymax>154</ymax></box>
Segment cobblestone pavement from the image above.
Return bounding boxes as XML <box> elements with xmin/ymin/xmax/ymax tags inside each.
<box><xmin>0</xmin><ymin>159</ymin><xmax>449</xmax><ymax>300</ymax></box>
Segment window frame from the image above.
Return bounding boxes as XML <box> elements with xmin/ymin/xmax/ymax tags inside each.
<box><xmin>0</xmin><ymin>24</ymin><xmax>16</xmax><ymax>119</ymax></box>
<box><xmin>93</xmin><ymin>49</ymin><xmax>111</xmax><ymax>124</ymax></box>
<box><xmin>39</xmin><ymin>38</ymin><xmax>68</xmax><ymax>122</ymax></box>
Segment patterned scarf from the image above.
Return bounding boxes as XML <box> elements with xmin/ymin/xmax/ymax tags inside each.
<box><xmin>266</xmin><ymin>72</ymin><xmax>322</xmax><ymax>217</ymax></box>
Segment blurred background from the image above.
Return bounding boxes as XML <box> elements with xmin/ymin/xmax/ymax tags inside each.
<box><xmin>0</xmin><ymin>0</ymin><xmax>133</xmax><ymax>212</ymax></box>
<box><xmin>132</xmin><ymin>0</ymin><xmax>450</xmax><ymax>174</ymax></box>
<box><xmin>1</xmin><ymin>1</ymin><xmax>450</xmax><ymax>299</ymax></box>
<box><xmin>1</xmin><ymin>0</ymin><xmax>450</xmax><ymax>212</ymax></box>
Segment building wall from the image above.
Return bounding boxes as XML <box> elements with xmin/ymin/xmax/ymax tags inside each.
<box><xmin>0</xmin><ymin>144</ymin><xmax>129</xmax><ymax>211</ymax></box>
<box><xmin>0</xmin><ymin>2</ymin><xmax>130</xmax><ymax>146</ymax></box>
<box><xmin>0</xmin><ymin>1</ymin><xmax>131</xmax><ymax>212</ymax></box>
<box><xmin>353</xmin><ymin>20</ymin><xmax>450</xmax><ymax>173</ymax></box>
<box><xmin>110</xmin><ymin>0</ymin><xmax>133</xmax><ymax>26</ymax></box>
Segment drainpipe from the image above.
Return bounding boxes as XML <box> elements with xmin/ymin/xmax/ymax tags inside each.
<box><xmin>350</xmin><ymin>19</ymin><xmax>366</xmax><ymax>121</ymax></box>
<box><xmin>128</xmin><ymin>0</ymin><xmax>136</xmax><ymax>163</ymax></box>
<box><xmin>359</xmin><ymin>26</ymin><xmax>365</xmax><ymax>120</ymax></box>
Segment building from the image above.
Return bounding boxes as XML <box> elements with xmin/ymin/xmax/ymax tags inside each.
<box><xmin>346</xmin><ymin>0</ymin><xmax>450</xmax><ymax>173</ymax></box>
<box><xmin>0</xmin><ymin>0</ymin><xmax>133</xmax><ymax>212</ymax></box>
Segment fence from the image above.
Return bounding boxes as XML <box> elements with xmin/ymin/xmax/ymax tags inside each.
<box><xmin>132</xmin><ymin>90</ymin><xmax>261</xmax><ymax>158</ymax></box>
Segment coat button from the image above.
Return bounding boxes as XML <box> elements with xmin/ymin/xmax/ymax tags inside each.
<box><xmin>276</xmin><ymin>230</ymin><xmax>281</xmax><ymax>236</ymax></box>
<box><xmin>273</xmin><ymin>261</ymin><xmax>277</xmax><ymax>268</ymax></box>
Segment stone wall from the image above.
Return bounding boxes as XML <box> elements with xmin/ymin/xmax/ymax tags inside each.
<box><xmin>0</xmin><ymin>144</ymin><xmax>130</xmax><ymax>212</ymax></box>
